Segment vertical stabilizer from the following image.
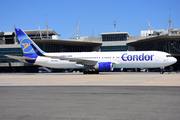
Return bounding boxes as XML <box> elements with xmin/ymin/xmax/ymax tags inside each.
<box><xmin>15</xmin><ymin>28</ymin><xmax>45</xmax><ymax>63</ymax></box>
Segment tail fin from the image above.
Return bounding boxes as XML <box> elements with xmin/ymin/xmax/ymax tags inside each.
<box><xmin>31</xmin><ymin>43</ymin><xmax>44</xmax><ymax>56</ymax></box>
<box><xmin>15</xmin><ymin>28</ymin><xmax>45</xmax><ymax>59</ymax></box>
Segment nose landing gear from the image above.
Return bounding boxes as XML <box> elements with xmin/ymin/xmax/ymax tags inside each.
<box><xmin>160</xmin><ymin>67</ymin><xmax>165</xmax><ymax>74</ymax></box>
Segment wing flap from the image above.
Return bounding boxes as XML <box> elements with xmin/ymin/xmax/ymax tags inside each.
<box><xmin>45</xmin><ymin>55</ymin><xmax>97</xmax><ymax>66</ymax></box>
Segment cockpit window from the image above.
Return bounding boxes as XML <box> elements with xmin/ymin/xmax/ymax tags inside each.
<box><xmin>166</xmin><ymin>55</ymin><xmax>173</xmax><ymax>57</ymax></box>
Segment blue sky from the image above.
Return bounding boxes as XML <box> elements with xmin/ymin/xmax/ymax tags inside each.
<box><xmin>1</xmin><ymin>0</ymin><xmax>180</xmax><ymax>39</ymax></box>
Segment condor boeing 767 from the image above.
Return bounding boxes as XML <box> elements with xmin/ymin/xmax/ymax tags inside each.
<box><xmin>5</xmin><ymin>28</ymin><xmax>177</xmax><ymax>74</ymax></box>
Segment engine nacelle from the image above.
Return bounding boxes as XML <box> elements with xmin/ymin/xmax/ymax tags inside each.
<box><xmin>94</xmin><ymin>62</ymin><xmax>114</xmax><ymax>72</ymax></box>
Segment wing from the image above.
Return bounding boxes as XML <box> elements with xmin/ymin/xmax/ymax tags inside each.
<box><xmin>45</xmin><ymin>55</ymin><xmax>98</xmax><ymax>66</ymax></box>
<box><xmin>30</xmin><ymin>43</ymin><xmax>98</xmax><ymax>66</ymax></box>
<box><xmin>5</xmin><ymin>55</ymin><xmax>36</xmax><ymax>62</ymax></box>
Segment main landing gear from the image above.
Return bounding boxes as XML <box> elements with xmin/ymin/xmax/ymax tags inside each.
<box><xmin>83</xmin><ymin>69</ymin><xmax>99</xmax><ymax>74</ymax></box>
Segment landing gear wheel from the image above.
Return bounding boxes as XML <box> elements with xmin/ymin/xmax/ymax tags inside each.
<box><xmin>83</xmin><ymin>70</ymin><xmax>99</xmax><ymax>74</ymax></box>
<box><xmin>95</xmin><ymin>70</ymin><xmax>99</xmax><ymax>74</ymax></box>
<box><xmin>160</xmin><ymin>69</ymin><xmax>164</xmax><ymax>74</ymax></box>
<box><xmin>83</xmin><ymin>71</ymin><xmax>88</xmax><ymax>74</ymax></box>
<box><xmin>160</xmin><ymin>71</ymin><xmax>164</xmax><ymax>74</ymax></box>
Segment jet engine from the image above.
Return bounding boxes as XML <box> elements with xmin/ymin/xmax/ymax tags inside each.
<box><xmin>94</xmin><ymin>62</ymin><xmax>114</xmax><ymax>72</ymax></box>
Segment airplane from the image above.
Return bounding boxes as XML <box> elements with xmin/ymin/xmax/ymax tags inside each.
<box><xmin>5</xmin><ymin>28</ymin><xmax>177</xmax><ymax>74</ymax></box>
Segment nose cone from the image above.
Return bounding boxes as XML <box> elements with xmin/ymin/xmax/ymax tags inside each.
<box><xmin>172</xmin><ymin>57</ymin><xmax>177</xmax><ymax>64</ymax></box>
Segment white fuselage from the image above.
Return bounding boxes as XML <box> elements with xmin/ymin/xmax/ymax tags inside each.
<box><xmin>33</xmin><ymin>51</ymin><xmax>177</xmax><ymax>69</ymax></box>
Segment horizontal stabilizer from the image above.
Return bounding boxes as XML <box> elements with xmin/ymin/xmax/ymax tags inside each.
<box><xmin>5</xmin><ymin>55</ymin><xmax>36</xmax><ymax>61</ymax></box>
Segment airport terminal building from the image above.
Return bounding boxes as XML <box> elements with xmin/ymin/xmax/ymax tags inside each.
<box><xmin>0</xmin><ymin>27</ymin><xmax>180</xmax><ymax>72</ymax></box>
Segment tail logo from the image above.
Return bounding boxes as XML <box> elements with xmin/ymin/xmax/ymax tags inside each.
<box><xmin>22</xmin><ymin>43</ymin><xmax>30</xmax><ymax>50</ymax></box>
<box><xmin>20</xmin><ymin>38</ymin><xmax>34</xmax><ymax>53</ymax></box>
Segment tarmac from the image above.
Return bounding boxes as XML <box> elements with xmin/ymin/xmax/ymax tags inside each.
<box><xmin>0</xmin><ymin>72</ymin><xmax>180</xmax><ymax>86</ymax></box>
<box><xmin>0</xmin><ymin>72</ymin><xmax>180</xmax><ymax>120</ymax></box>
